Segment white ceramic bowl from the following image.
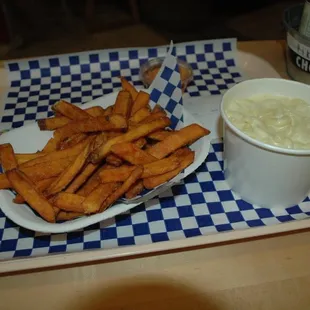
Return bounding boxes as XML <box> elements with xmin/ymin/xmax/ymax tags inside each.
<box><xmin>220</xmin><ymin>78</ymin><xmax>310</xmax><ymax>209</ymax></box>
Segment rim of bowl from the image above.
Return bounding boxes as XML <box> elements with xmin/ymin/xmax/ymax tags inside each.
<box><xmin>220</xmin><ymin>78</ymin><xmax>310</xmax><ymax>155</ymax></box>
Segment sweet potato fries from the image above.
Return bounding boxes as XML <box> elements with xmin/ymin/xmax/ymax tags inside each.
<box><xmin>0</xmin><ymin>78</ymin><xmax>210</xmax><ymax>223</ymax></box>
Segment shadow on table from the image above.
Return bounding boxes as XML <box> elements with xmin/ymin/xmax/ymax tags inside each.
<box><xmin>67</xmin><ymin>275</ymin><xmax>220</xmax><ymax>310</ymax></box>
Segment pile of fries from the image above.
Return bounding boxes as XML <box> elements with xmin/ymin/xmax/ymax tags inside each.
<box><xmin>0</xmin><ymin>78</ymin><xmax>210</xmax><ymax>223</ymax></box>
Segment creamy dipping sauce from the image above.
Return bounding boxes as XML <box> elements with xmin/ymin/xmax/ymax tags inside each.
<box><xmin>225</xmin><ymin>94</ymin><xmax>310</xmax><ymax>149</ymax></box>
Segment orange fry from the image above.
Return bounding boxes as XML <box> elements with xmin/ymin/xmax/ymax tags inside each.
<box><xmin>147</xmin><ymin>124</ymin><xmax>210</xmax><ymax>159</ymax></box>
<box><xmin>14</xmin><ymin>177</ymin><xmax>57</xmax><ymax>204</ymax></box>
<box><xmin>53</xmin><ymin>193</ymin><xmax>85</xmax><ymax>213</ymax></box>
<box><xmin>91</xmin><ymin>132</ymin><xmax>108</xmax><ymax>152</ymax></box>
<box><xmin>65</xmin><ymin>162</ymin><xmax>99</xmax><ymax>193</ymax></box>
<box><xmin>130</xmin><ymin>91</ymin><xmax>150</xmax><ymax>116</ymax></box>
<box><xmin>133</xmin><ymin>137</ymin><xmax>147</xmax><ymax>149</ymax></box>
<box><xmin>15</xmin><ymin>152</ymin><xmax>46</xmax><ymax>165</ymax></box>
<box><xmin>38</xmin><ymin>116</ymin><xmax>70</xmax><ymax>130</ymax></box>
<box><xmin>90</xmin><ymin>117</ymin><xmax>171</xmax><ymax>163</ymax></box>
<box><xmin>0</xmin><ymin>144</ymin><xmax>18</xmax><ymax>171</ymax></box>
<box><xmin>143</xmin><ymin>150</ymin><xmax>195</xmax><ymax>189</ymax></box>
<box><xmin>147</xmin><ymin>130</ymin><xmax>174</xmax><ymax>141</ymax></box>
<box><xmin>76</xmin><ymin>165</ymin><xmax>105</xmax><ymax>197</ymax></box>
<box><xmin>45</xmin><ymin>140</ymin><xmax>92</xmax><ymax>196</ymax></box>
<box><xmin>38</xmin><ymin>106</ymin><xmax>105</xmax><ymax>131</ymax></box>
<box><xmin>139</xmin><ymin>111</ymin><xmax>167</xmax><ymax>124</ymax></box>
<box><xmin>6</xmin><ymin>169</ymin><xmax>55</xmax><ymax>222</ymax></box>
<box><xmin>42</xmin><ymin>137</ymin><xmax>59</xmax><ymax>152</ymax></box>
<box><xmin>20</xmin><ymin>156</ymin><xmax>76</xmax><ymax>182</ymax></box>
<box><xmin>129</xmin><ymin>107</ymin><xmax>151</xmax><ymax>125</ymax></box>
<box><xmin>57</xmin><ymin>211</ymin><xmax>84</xmax><ymax>221</ymax></box>
<box><xmin>113</xmin><ymin>90</ymin><xmax>132</xmax><ymax>119</ymax></box>
<box><xmin>59</xmin><ymin>133</ymin><xmax>87</xmax><ymax>150</ymax></box>
<box><xmin>99</xmin><ymin>165</ymin><xmax>136</xmax><ymax>183</ymax></box>
<box><xmin>52</xmin><ymin>100</ymin><xmax>91</xmax><ymax>120</ymax></box>
<box><xmin>100</xmin><ymin>166</ymin><xmax>143</xmax><ymax>211</ymax></box>
<box><xmin>21</xmin><ymin>138</ymin><xmax>90</xmax><ymax>168</ymax></box>
<box><xmin>120</xmin><ymin>76</ymin><xmax>138</xmax><ymax>100</ymax></box>
<box><xmin>53</xmin><ymin>114</ymin><xmax>127</xmax><ymax>141</ymax></box>
<box><xmin>142</xmin><ymin>156</ymin><xmax>180</xmax><ymax>178</ymax></box>
<box><xmin>0</xmin><ymin>173</ymin><xmax>10</xmax><ymax>189</ymax></box>
<box><xmin>85</xmin><ymin>106</ymin><xmax>106</xmax><ymax>117</ymax></box>
<box><xmin>82</xmin><ymin>182</ymin><xmax>120</xmax><ymax>214</ymax></box>
<box><xmin>106</xmin><ymin>137</ymin><xmax>146</xmax><ymax>168</ymax></box>
<box><xmin>103</xmin><ymin>106</ymin><xmax>113</xmax><ymax>116</ymax></box>
<box><xmin>152</xmin><ymin>104</ymin><xmax>164</xmax><ymax>113</ymax></box>
<box><xmin>106</xmin><ymin>154</ymin><xmax>123</xmax><ymax>166</ymax></box>
<box><xmin>111</xmin><ymin>142</ymin><xmax>156</xmax><ymax>165</ymax></box>
<box><xmin>125</xmin><ymin>180</ymin><xmax>144</xmax><ymax>199</ymax></box>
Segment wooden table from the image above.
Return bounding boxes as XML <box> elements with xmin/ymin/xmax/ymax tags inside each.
<box><xmin>1</xmin><ymin>40</ymin><xmax>310</xmax><ymax>310</ymax></box>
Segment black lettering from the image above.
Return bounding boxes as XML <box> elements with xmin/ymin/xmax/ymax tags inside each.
<box><xmin>296</xmin><ymin>56</ymin><xmax>301</xmax><ymax>67</ymax></box>
<box><xmin>289</xmin><ymin>48</ymin><xmax>310</xmax><ymax>73</ymax></box>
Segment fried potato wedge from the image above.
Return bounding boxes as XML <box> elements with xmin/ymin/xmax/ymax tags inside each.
<box><xmin>85</xmin><ymin>106</ymin><xmax>106</xmax><ymax>117</ymax></box>
<box><xmin>100</xmin><ymin>166</ymin><xmax>143</xmax><ymax>211</ymax></box>
<box><xmin>0</xmin><ymin>173</ymin><xmax>10</xmax><ymax>189</ymax></box>
<box><xmin>143</xmin><ymin>150</ymin><xmax>195</xmax><ymax>189</ymax></box>
<box><xmin>141</xmin><ymin>156</ymin><xmax>180</xmax><ymax>178</ymax></box>
<box><xmin>42</xmin><ymin>137</ymin><xmax>59</xmax><ymax>153</ymax></box>
<box><xmin>129</xmin><ymin>107</ymin><xmax>151</xmax><ymax>125</ymax></box>
<box><xmin>106</xmin><ymin>154</ymin><xmax>123</xmax><ymax>166</ymax></box>
<box><xmin>52</xmin><ymin>100</ymin><xmax>91</xmax><ymax>120</ymax></box>
<box><xmin>120</xmin><ymin>76</ymin><xmax>138</xmax><ymax>100</ymax></box>
<box><xmin>133</xmin><ymin>137</ymin><xmax>147</xmax><ymax>149</ymax></box>
<box><xmin>38</xmin><ymin>116</ymin><xmax>71</xmax><ymax>131</ymax></box>
<box><xmin>57</xmin><ymin>211</ymin><xmax>84</xmax><ymax>221</ymax></box>
<box><xmin>99</xmin><ymin>165</ymin><xmax>136</xmax><ymax>183</ymax></box>
<box><xmin>45</xmin><ymin>140</ymin><xmax>92</xmax><ymax>196</ymax></box>
<box><xmin>53</xmin><ymin>114</ymin><xmax>127</xmax><ymax>141</ymax></box>
<box><xmin>6</xmin><ymin>169</ymin><xmax>55</xmax><ymax>223</ymax></box>
<box><xmin>82</xmin><ymin>182</ymin><xmax>120</xmax><ymax>214</ymax></box>
<box><xmin>90</xmin><ymin>117</ymin><xmax>171</xmax><ymax>163</ymax></box>
<box><xmin>113</xmin><ymin>90</ymin><xmax>132</xmax><ymax>119</ymax></box>
<box><xmin>20</xmin><ymin>156</ymin><xmax>75</xmax><ymax>182</ymax></box>
<box><xmin>0</xmin><ymin>143</ymin><xmax>18</xmax><ymax>171</ymax></box>
<box><xmin>139</xmin><ymin>111</ymin><xmax>167</xmax><ymax>124</ymax></box>
<box><xmin>15</xmin><ymin>152</ymin><xmax>46</xmax><ymax>165</ymax></box>
<box><xmin>65</xmin><ymin>162</ymin><xmax>99</xmax><ymax>193</ymax></box>
<box><xmin>147</xmin><ymin>130</ymin><xmax>174</xmax><ymax>141</ymax></box>
<box><xmin>152</xmin><ymin>104</ymin><xmax>165</xmax><ymax>113</ymax></box>
<box><xmin>53</xmin><ymin>193</ymin><xmax>85</xmax><ymax>213</ymax></box>
<box><xmin>59</xmin><ymin>133</ymin><xmax>88</xmax><ymax>150</ymax></box>
<box><xmin>103</xmin><ymin>106</ymin><xmax>113</xmax><ymax>116</ymax></box>
<box><xmin>21</xmin><ymin>138</ymin><xmax>90</xmax><ymax>168</ymax></box>
<box><xmin>131</xmin><ymin>91</ymin><xmax>150</xmax><ymax>116</ymax></box>
<box><xmin>147</xmin><ymin>124</ymin><xmax>210</xmax><ymax>159</ymax></box>
<box><xmin>125</xmin><ymin>180</ymin><xmax>144</xmax><ymax>199</ymax></box>
<box><xmin>38</xmin><ymin>106</ymin><xmax>105</xmax><ymax>131</ymax></box>
<box><xmin>111</xmin><ymin>142</ymin><xmax>156</xmax><ymax>165</ymax></box>
<box><xmin>14</xmin><ymin>177</ymin><xmax>57</xmax><ymax>204</ymax></box>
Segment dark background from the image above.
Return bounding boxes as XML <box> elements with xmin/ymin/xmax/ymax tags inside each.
<box><xmin>0</xmin><ymin>0</ymin><xmax>302</xmax><ymax>59</ymax></box>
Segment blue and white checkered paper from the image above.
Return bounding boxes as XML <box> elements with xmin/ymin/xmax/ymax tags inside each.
<box><xmin>1</xmin><ymin>38</ymin><xmax>309</xmax><ymax>262</ymax></box>
<box><xmin>2</xmin><ymin>139</ymin><xmax>310</xmax><ymax>260</ymax></box>
<box><xmin>0</xmin><ymin>38</ymin><xmax>242</xmax><ymax>131</ymax></box>
<box><xmin>148</xmin><ymin>42</ymin><xmax>183</xmax><ymax>130</ymax></box>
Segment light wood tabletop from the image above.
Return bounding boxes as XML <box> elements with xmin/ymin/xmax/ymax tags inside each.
<box><xmin>1</xmin><ymin>40</ymin><xmax>310</xmax><ymax>310</ymax></box>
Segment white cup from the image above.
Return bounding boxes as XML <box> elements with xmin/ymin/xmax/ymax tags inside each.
<box><xmin>220</xmin><ymin>78</ymin><xmax>310</xmax><ymax>209</ymax></box>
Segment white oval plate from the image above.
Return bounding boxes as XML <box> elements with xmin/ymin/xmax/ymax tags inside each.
<box><xmin>0</xmin><ymin>92</ymin><xmax>211</xmax><ymax>233</ymax></box>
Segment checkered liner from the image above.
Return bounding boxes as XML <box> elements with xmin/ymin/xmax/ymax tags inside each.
<box><xmin>1</xmin><ymin>38</ymin><xmax>308</xmax><ymax>261</ymax></box>
<box><xmin>0</xmin><ymin>38</ymin><xmax>242</xmax><ymax>131</ymax></box>
<box><xmin>2</xmin><ymin>140</ymin><xmax>310</xmax><ymax>260</ymax></box>
<box><xmin>149</xmin><ymin>44</ymin><xmax>183</xmax><ymax>130</ymax></box>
